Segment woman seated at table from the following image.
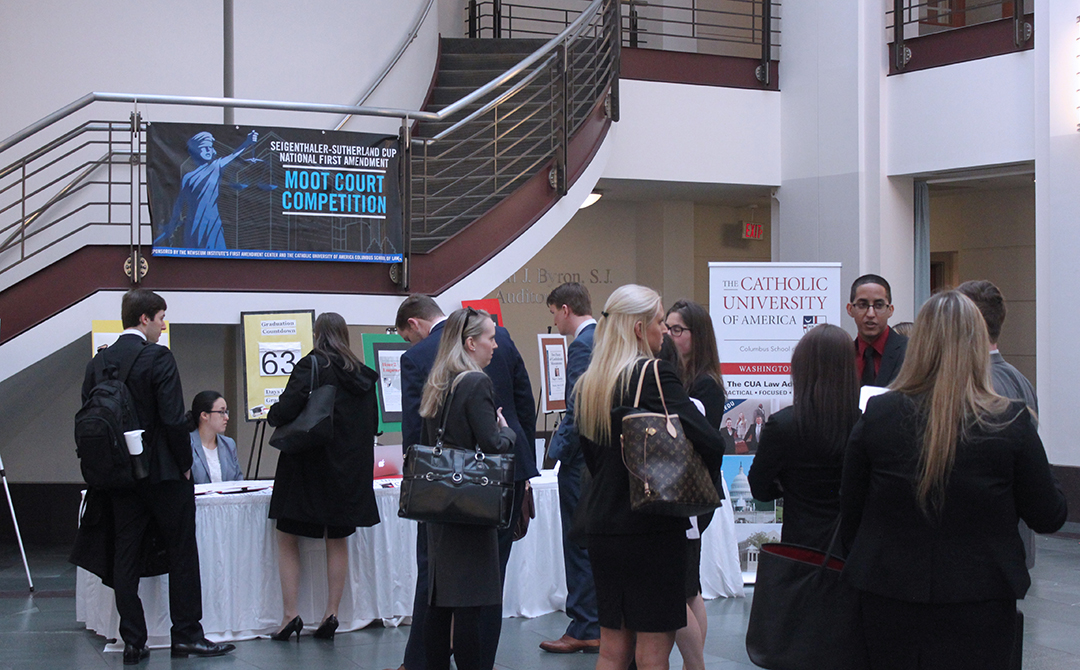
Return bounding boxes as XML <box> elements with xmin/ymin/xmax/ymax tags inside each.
<box><xmin>188</xmin><ymin>390</ymin><xmax>243</xmax><ymax>485</ymax></box>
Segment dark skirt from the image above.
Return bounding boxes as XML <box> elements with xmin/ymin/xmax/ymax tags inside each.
<box><xmin>588</xmin><ymin>530</ymin><xmax>687</xmax><ymax>632</ymax></box>
<box><xmin>684</xmin><ymin>537</ymin><xmax>702</xmax><ymax>599</ymax></box>
<box><xmin>859</xmin><ymin>590</ymin><xmax>1016</xmax><ymax>670</ymax></box>
<box><xmin>275</xmin><ymin>517</ymin><xmax>355</xmax><ymax>539</ymax></box>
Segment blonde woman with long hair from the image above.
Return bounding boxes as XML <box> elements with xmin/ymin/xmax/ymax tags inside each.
<box><xmin>841</xmin><ymin>290</ymin><xmax>1066</xmax><ymax>669</ymax></box>
<box><xmin>575</xmin><ymin>285</ymin><xmax>725</xmax><ymax>670</ymax></box>
<box><xmin>418</xmin><ymin>307</ymin><xmax>514</xmax><ymax>670</ymax></box>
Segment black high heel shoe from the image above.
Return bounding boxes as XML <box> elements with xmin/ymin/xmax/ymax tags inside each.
<box><xmin>313</xmin><ymin>615</ymin><xmax>338</xmax><ymax>640</ymax></box>
<box><xmin>271</xmin><ymin>616</ymin><xmax>303</xmax><ymax>642</ymax></box>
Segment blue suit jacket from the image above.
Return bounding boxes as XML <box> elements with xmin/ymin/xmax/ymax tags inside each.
<box><xmin>547</xmin><ymin>323</ymin><xmax>595</xmax><ymax>462</ymax></box>
<box><xmin>188</xmin><ymin>431</ymin><xmax>243</xmax><ymax>484</ymax></box>
<box><xmin>399</xmin><ymin>321</ymin><xmax>538</xmax><ymax>481</ymax></box>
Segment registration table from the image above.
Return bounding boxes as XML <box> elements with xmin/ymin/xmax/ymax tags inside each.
<box><xmin>76</xmin><ymin>471</ymin><xmax>743</xmax><ymax>647</ymax></box>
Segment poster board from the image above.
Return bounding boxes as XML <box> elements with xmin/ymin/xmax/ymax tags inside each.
<box><xmin>91</xmin><ymin>320</ymin><xmax>170</xmax><ymax>353</ymax></box>
<box><xmin>709</xmin><ymin>262</ymin><xmax>842</xmax><ymax>579</ymax></box>
<box><xmin>461</xmin><ymin>298</ymin><xmax>503</xmax><ymax>327</ymax></box>
<box><xmin>147</xmin><ymin>122</ymin><xmax>402</xmax><ymax>263</ymax></box>
<box><xmin>240</xmin><ymin>310</ymin><xmax>315</xmax><ymax>421</ymax></box>
<box><xmin>537</xmin><ymin>334</ymin><xmax>568</xmax><ymax>413</ymax></box>
<box><xmin>361</xmin><ymin>334</ymin><xmax>408</xmax><ymax>434</ymax></box>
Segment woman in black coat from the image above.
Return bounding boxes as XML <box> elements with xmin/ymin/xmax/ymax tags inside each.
<box><xmin>748</xmin><ymin>323</ymin><xmax>859</xmax><ymax>550</ymax></box>
<box><xmin>418</xmin><ymin>307</ymin><xmax>515</xmax><ymax>670</ymax></box>
<box><xmin>267</xmin><ymin>312</ymin><xmax>380</xmax><ymax>641</ymax></box>
<box><xmin>576</xmin><ymin>285</ymin><xmax>725</xmax><ymax>670</ymax></box>
<box><xmin>841</xmin><ymin>291</ymin><xmax>1067</xmax><ymax>669</ymax></box>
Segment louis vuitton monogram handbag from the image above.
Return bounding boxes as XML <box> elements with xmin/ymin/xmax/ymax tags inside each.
<box><xmin>620</xmin><ymin>359</ymin><xmax>721</xmax><ymax>517</ymax></box>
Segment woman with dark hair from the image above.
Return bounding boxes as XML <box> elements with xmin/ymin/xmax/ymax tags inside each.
<box><xmin>187</xmin><ymin>391</ymin><xmax>242</xmax><ymax>484</ymax></box>
<box><xmin>664</xmin><ymin>299</ymin><xmax>725</xmax><ymax>428</ymax></box>
<box><xmin>664</xmin><ymin>299</ymin><xmax>726</xmax><ymax>670</ymax></box>
<box><xmin>842</xmin><ymin>291</ymin><xmax>1066</xmax><ymax>669</ymax></box>
<box><xmin>576</xmin><ymin>285</ymin><xmax>725</xmax><ymax>670</ymax></box>
<box><xmin>419</xmin><ymin>307</ymin><xmax>515</xmax><ymax>670</ymax></box>
<box><xmin>748</xmin><ymin>324</ymin><xmax>859</xmax><ymax>549</ymax></box>
<box><xmin>267</xmin><ymin>312</ymin><xmax>381</xmax><ymax>642</ymax></box>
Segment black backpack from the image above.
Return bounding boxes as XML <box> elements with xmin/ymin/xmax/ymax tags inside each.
<box><xmin>74</xmin><ymin>346</ymin><xmax>146</xmax><ymax>488</ymax></box>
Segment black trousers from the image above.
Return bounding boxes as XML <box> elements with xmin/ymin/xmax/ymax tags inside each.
<box><xmin>403</xmin><ymin>480</ymin><xmax>526</xmax><ymax>670</ymax></box>
<box><xmin>110</xmin><ymin>479</ymin><xmax>204</xmax><ymax>647</ymax></box>
<box><xmin>859</xmin><ymin>591</ymin><xmax>1016</xmax><ymax>670</ymax></box>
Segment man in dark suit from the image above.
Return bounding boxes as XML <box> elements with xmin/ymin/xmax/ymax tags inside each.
<box><xmin>81</xmin><ymin>289</ymin><xmax>233</xmax><ymax>664</ymax></box>
<box><xmin>846</xmin><ymin>274</ymin><xmax>908</xmax><ymax>387</ymax></box>
<box><xmin>743</xmin><ymin>412</ymin><xmax>765</xmax><ymax>453</ymax></box>
<box><xmin>539</xmin><ymin>283</ymin><xmax>600</xmax><ymax>654</ymax></box>
<box><xmin>394</xmin><ymin>294</ymin><xmax>537</xmax><ymax>670</ymax></box>
<box><xmin>958</xmin><ymin>279</ymin><xmax>1039</xmax><ymax>570</ymax></box>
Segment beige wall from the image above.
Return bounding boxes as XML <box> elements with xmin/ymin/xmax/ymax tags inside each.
<box><xmin>929</xmin><ymin>185</ymin><xmax>1036</xmax><ymax>383</ymax></box>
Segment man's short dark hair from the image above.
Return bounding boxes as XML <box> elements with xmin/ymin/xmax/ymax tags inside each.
<box><xmin>395</xmin><ymin>294</ymin><xmax>445</xmax><ymax>331</ymax></box>
<box><xmin>121</xmin><ymin>289</ymin><xmax>167</xmax><ymax>329</ymax></box>
<box><xmin>546</xmin><ymin>282</ymin><xmax>592</xmax><ymax>317</ymax></box>
<box><xmin>956</xmin><ymin>280</ymin><xmax>1006</xmax><ymax>343</ymax></box>
<box><xmin>849</xmin><ymin>274</ymin><xmax>892</xmax><ymax>304</ymax></box>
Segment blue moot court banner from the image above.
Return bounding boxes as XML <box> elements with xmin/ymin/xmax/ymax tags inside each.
<box><xmin>147</xmin><ymin>122</ymin><xmax>403</xmax><ymax>263</ymax></box>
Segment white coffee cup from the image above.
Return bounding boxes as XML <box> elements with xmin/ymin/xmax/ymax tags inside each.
<box><xmin>123</xmin><ymin>429</ymin><xmax>145</xmax><ymax>456</ymax></box>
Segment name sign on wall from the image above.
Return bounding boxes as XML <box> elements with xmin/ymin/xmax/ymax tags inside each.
<box><xmin>709</xmin><ymin>262</ymin><xmax>842</xmax><ymax>578</ymax></box>
<box><xmin>241</xmin><ymin>310</ymin><xmax>315</xmax><ymax>421</ymax></box>
<box><xmin>147</xmin><ymin>122</ymin><xmax>402</xmax><ymax>263</ymax></box>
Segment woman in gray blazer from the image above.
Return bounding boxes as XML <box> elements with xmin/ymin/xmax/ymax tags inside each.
<box><xmin>418</xmin><ymin>307</ymin><xmax>515</xmax><ymax>670</ymax></box>
<box><xmin>187</xmin><ymin>391</ymin><xmax>243</xmax><ymax>484</ymax></box>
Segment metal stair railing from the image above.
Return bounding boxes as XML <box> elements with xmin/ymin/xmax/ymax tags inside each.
<box><xmin>0</xmin><ymin>0</ymin><xmax>616</xmax><ymax>292</ymax></box>
<box><xmin>412</xmin><ymin>0</ymin><xmax>618</xmax><ymax>252</ymax></box>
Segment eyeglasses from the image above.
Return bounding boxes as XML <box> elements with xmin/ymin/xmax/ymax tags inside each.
<box><xmin>209</xmin><ymin>410</ymin><xmax>229</xmax><ymax>417</ymax></box>
<box><xmin>665</xmin><ymin>324</ymin><xmax>691</xmax><ymax>336</ymax></box>
<box><xmin>851</xmin><ymin>300</ymin><xmax>889</xmax><ymax>313</ymax></box>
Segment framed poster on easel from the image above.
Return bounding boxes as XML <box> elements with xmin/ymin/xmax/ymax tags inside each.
<box><xmin>240</xmin><ymin>310</ymin><xmax>316</xmax><ymax>421</ymax></box>
<box><xmin>537</xmin><ymin>334</ymin><xmax>568</xmax><ymax>414</ymax></box>
<box><xmin>361</xmin><ymin>333</ymin><xmax>408</xmax><ymax>434</ymax></box>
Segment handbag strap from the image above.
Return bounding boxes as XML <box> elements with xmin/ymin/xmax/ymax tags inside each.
<box><xmin>308</xmin><ymin>353</ymin><xmax>320</xmax><ymax>395</ymax></box>
<box><xmin>632</xmin><ymin>359</ymin><xmax>650</xmax><ymax>408</ymax></box>
<box><xmin>435</xmin><ymin>379</ymin><xmax>460</xmax><ymax>449</ymax></box>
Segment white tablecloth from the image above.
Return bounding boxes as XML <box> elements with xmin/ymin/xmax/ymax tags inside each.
<box><xmin>76</xmin><ymin>472</ymin><xmax>741</xmax><ymax>647</ymax></box>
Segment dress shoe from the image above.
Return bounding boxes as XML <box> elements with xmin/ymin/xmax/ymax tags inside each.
<box><xmin>123</xmin><ymin>643</ymin><xmax>149</xmax><ymax>665</ymax></box>
<box><xmin>170</xmin><ymin>638</ymin><xmax>237</xmax><ymax>658</ymax></box>
<box><xmin>539</xmin><ymin>634</ymin><xmax>601</xmax><ymax>653</ymax></box>
<box><xmin>313</xmin><ymin>614</ymin><xmax>339</xmax><ymax>640</ymax></box>
<box><xmin>270</xmin><ymin>615</ymin><xmax>303</xmax><ymax>642</ymax></box>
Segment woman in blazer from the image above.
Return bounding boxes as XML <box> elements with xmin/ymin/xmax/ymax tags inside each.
<box><xmin>267</xmin><ymin>312</ymin><xmax>381</xmax><ymax>642</ymax></box>
<box><xmin>748</xmin><ymin>324</ymin><xmax>859</xmax><ymax>550</ymax></box>
<box><xmin>841</xmin><ymin>291</ymin><xmax>1067</xmax><ymax>669</ymax></box>
<box><xmin>187</xmin><ymin>391</ymin><xmax>243</xmax><ymax>485</ymax></box>
<box><xmin>576</xmin><ymin>285</ymin><xmax>725</xmax><ymax>670</ymax></box>
<box><xmin>418</xmin><ymin>307</ymin><xmax>515</xmax><ymax>670</ymax></box>
<box><xmin>664</xmin><ymin>298</ymin><xmax>726</xmax><ymax>670</ymax></box>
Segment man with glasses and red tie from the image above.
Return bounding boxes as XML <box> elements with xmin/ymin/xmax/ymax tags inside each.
<box><xmin>846</xmin><ymin>274</ymin><xmax>908</xmax><ymax>387</ymax></box>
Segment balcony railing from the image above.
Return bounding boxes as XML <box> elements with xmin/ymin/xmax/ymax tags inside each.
<box><xmin>469</xmin><ymin>0</ymin><xmax>778</xmax><ymax>84</ymax></box>
<box><xmin>887</xmin><ymin>0</ymin><xmax>1031</xmax><ymax>72</ymax></box>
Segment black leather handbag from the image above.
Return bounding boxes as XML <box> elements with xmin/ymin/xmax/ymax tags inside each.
<box><xmin>621</xmin><ymin>359</ymin><xmax>721</xmax><ymax>517</ymax></box>
<box><xmin>398</xmin><ymin>387</ymin><xmax>515</xmax><ymax>529</ymax></box>
<box><xmin>268</xmin><ymin>355</ymin><xmax>336</xmax><ymax>455</ymax></box>
<box><xmin>745</xmin><ymin>524</ymin><xmax>869</xmax><ymax>670</ymax></box>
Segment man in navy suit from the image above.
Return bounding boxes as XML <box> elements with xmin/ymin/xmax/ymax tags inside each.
<box><xmin>539</xmin><ymin>283</ymin><xmax>600</xmax><ymax>654</ymax></box>
<box><xmin>81</xmin><ymin>289</ymin><xmax>234</xmax><ymax>664</ymax></box>
<box><xmin>847</xmin><ymin>274</ymin><xmax>908</xmax><ymax>387</ymax></box>
<box><xmin>394</xmin><ymin>294</ymin><xmax>537</xmax><ymax>670</ymax></box>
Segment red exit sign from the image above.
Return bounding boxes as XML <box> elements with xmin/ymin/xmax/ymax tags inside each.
<box><xmin>741</xmin><ymin>221</ymin><xmax>764</xmax><ymax>240</ymax></box>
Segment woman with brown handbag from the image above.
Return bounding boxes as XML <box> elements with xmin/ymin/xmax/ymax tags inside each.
<box><xmin>575</xmin><ymin>285</ymin><xmax>725</xmax><ymax>670</ymax></box>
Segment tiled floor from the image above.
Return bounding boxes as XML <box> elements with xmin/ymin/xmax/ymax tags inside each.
<box><xmin>3</xmin><ymin>526</ymin><xmax>1080</xmax><ymax>669</ymax></box>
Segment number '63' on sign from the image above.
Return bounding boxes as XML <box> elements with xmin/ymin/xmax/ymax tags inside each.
<box><xmin>259</xmin><ymin>342</ymin><xmax>301</xmax><ymax>377</ymax></box>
